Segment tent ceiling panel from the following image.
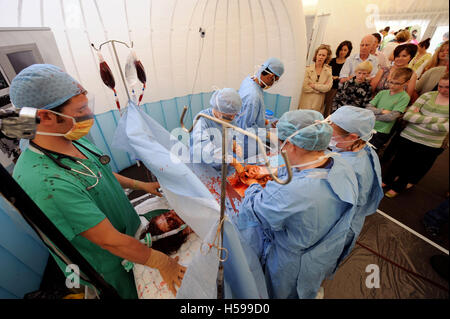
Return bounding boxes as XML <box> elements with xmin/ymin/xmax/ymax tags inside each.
<box><xmin>375</xmin><ymin>0</ymin><xmax>449</xmax><ymax>15</ymax></box>
<box><xmin>0</xmin><ymin>0</ymin><xmax>306</xmax><ymax>114</ymax></box>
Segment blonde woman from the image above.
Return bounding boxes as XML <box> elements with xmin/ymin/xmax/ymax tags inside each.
<box><xmin>415</xmin><ymin>41</ymin><xmax>449</xmax><ymax>96</ymax></box>
<box><xmin>298</xmin><ymin>44</ymin><xmax>333</xmax><ymax>114</ymax></box>
<box><xmin>419</xmin><ymin>40</ymin><xmax>449</xmax><ymax>76</ymax></box>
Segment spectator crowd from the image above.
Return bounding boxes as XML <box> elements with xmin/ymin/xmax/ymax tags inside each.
<box><xmin>299</xmin><ymin>27</ymin><xmax>449</xmax><ymax>200</ymax></box>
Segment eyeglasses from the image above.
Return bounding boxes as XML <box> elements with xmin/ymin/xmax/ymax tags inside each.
<box><xmin>387</xmin><ymin>80</ymin><xmax>406</xmax><ymax>86</ymax></box>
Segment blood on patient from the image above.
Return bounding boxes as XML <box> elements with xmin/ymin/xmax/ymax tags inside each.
<box><xmin>140</xmin><ymin>210</ymin><xmax>193</xmax><ymax>255</ymax></box>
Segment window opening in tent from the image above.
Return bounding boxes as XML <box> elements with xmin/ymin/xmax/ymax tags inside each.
<box><xmin>374</xmin><ymin>19</ymin><xmax>430</xmax><ymax>47</ymax></box>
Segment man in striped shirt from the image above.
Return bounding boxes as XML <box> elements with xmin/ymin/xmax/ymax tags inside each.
<box><xmin>382</xmin><ymin>74</ymin><xmax>449</xmax><ymax>198</ymax></box>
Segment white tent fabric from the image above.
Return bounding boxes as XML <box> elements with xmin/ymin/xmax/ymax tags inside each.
<box><xmin>0</xmin><ymin>0</ymin><xmax>308</xmax><ymax>114</ymax></box>
<box><xmin>306</xmin><ymin>13</ymin><xmax>330</xmax><ymax>66</ymax></box>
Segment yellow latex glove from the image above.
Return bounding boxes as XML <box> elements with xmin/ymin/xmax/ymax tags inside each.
<box><xmin>145</xmin><ymin>249</ymin><xmax>186</xmax><ymax>296</ymax></box>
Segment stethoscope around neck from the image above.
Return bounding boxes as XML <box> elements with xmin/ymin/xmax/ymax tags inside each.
<box><xmin>29</xmin><ymin>140</ymin><xmax>111</xmax><ymax>191</ymax></box>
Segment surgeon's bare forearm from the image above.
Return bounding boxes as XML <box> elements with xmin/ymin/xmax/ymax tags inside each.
<box><xmin>114</xmin><ymin>173</ymin><xmax>162</xmax><ymax>197</ymax></box>
<box><xmin>81</xmin><ymin>218</ymin><xmax>151</xmax><ymax>264</ymax></box>
<box><xmin>100</xmin><ymin>232</ymin><xmax>151</xmax><ymax>265</ymax></box>
<box><xmin>113</xmin><ymin>172</ymin><xmax>152</xmax><ymax>192</ymax></box>
<box><xmin>113</xmin><ymin>173</ymin><xmax>139</xmax><ymax>189</ymax></box>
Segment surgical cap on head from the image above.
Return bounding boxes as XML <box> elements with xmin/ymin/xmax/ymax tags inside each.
<box><xmin>276</xmin><ymin>110</ymin><xmax>332</xmax><ymax>151</ymax></box>
<box><xmin>210</xmin><ymin>88</ymin><xmax>242</xmax><ymax>114</ymax></box>
<box><xmin>259</xmin><ymin>57</ymin><xmax>284</xmax><ymax>77</ymax></box>
<box><xmin>10</xmin><ymin>64</ymin><xmax>83</xmax><ymax>110</ymax></box>
<box><xmin>329</xmin><ymin>105</ymin><xmax>375</xmax><ymax>141</ymax></box>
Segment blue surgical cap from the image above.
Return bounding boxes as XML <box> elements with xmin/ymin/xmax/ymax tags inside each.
<box><xmin>10</xmin><ymin>64</ymin><xmax>83</xmax><ymax>110</ymax></box>
<box><xmin>259</xmin><ymin>57</ymin><xmax>284</xmax><ymax>77</ymax></box>
<box><xmin>329</xmin><ymin>105</ymin><xmax>375</xmax><ymax>141</ymax></box>
<box><xmin>276</xmin><ymin>110</ymin><xmax>332</xmax><ymax>151</ymax></box>
<box><xmin>210</xmin><ymin>88</ymin><xmax>242</xmax><ymax>114</ymax></box>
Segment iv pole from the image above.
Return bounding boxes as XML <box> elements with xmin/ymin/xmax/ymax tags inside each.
<box><xmin>180</xmin><ymin>105</ymin><xmax>293</xmax><ymax>298</ymax></box>
<box><xmin>91</xmin><ymin>40</ymin><xmax>133</xmax><ymax>102</ymax></box>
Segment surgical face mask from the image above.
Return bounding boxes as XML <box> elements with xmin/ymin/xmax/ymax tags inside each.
<box><xmin>329</xmin><ymin>130</ymin><xmax>375</xmax><ymax>151</ymax></box>
<box><xmin>213</xmin><ymin>109</ymin><xmax>235</xmax><ymax>122</ymax></box>
<box><xmin>257</xmin><ymin>69</ymin><xmax>278</xmax><ymax>90</ymax></box>
<box><xmin>329</xmin><ymin>135</ymin><xmax>355</xmax><ymax>150</ymax></box>
<box><xmin>37</xmin><ymin>110</ymin><xmax>95</xmax><ymax>140</ymax></box>
<box><xmin>276</xmin><ymin>139</ymin><xmax>337</xmax><ymax>169</ymax></box>
<box><xmin>258</xmin><ymin>76</ymin><xmax>272</xmax><ymax>90</ymax></box>
<box><xmin>328</xmin><ymin>139</ymin><xmax>345</xmax><ymax>152</ymax></box>
<box><xmin>328</xmin><ymin>139</ymin><xmax>339</xmax><ymax>148</ymax></box>
<box><xmin>290</xmin><ymin>152</ymin><xmax>338</xmax><ymax>169</ymax></box>
<box><xmin>220</xmin><ymin>114</ymin><xmax>234</xmax><ymax>122</ymax></box>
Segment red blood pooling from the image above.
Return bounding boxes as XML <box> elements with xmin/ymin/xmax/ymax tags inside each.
<box><xmin>205</xmin><ymin>176</ymin><xmax>221</xmax><ymax>202</ymax></box>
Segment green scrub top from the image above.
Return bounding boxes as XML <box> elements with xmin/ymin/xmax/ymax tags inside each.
<box><xmin>13</xmin><ymin>137</ymin><xmax>141</xmax><ymax>299</ymax></box>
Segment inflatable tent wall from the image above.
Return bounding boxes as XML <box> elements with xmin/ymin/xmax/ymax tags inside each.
<box><xmin>1</xmin><ymin>0</ymin><xmax>307</xmax><ymax>172</ymax></box>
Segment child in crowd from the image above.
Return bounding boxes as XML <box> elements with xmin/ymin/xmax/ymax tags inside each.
<box><xmin>366</xmin><ymin>67</ymin><xmax>413</xmax><ymax>151</ymax></box>
<box><xmin>331</xmin><ymin>61</ymin><xmax>373</xmax><ymax>112</ymax></box>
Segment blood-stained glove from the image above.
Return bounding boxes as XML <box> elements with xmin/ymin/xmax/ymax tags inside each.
<box><xmin>145</xmin><ymin>249</ymin><xmax>186</xmax><ymax>296</ymax></box>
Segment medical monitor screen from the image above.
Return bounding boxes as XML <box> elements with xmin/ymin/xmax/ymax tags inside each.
<box><xmin>0</xmin><ymin>71</ymin><xmax>8</xmax><ymax>90</ymax></box>
<box><xmin>7</xmin><ymin>50</ymin><xmax>38</xmax><ymax>74</ymax></box>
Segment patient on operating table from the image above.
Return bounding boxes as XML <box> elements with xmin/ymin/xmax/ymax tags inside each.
<box><xmin>140</xmin><ymin>210</ymin><xmax>193</xmax><ymax>255</ymax></box>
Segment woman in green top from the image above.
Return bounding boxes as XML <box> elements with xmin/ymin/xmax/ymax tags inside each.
<box><xmin>10</xmin><ymin>64</ymin><xmax>186</xmax><ymax>298</ymax></box>
<box><xmin>382</xmin><ymin>74</ymin><xmax>449</xmax><ymax>198</ymax></box>
<box><xmin>409</xmin><ymin>38</ymin><xmax>432</xmax><ymax>78</ymax></box>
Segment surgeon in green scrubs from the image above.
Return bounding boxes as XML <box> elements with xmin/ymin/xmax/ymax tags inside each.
<box><xmin>10</xmin><ymin>64</ymin><xmax>186</xmax><ymax>298</ymax></box>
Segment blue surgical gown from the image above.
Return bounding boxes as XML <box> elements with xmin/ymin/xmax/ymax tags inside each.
<box><xmin>236</xmin><ymin>156</ymin><xmax>359</xmax><ymax>299</ymax></box>
<box><xmin>334</xmin><ymin>145</ymin><xmax>383</xmax><ymax>267</ymax></box>
<box><xmin>190</xmin><ymin>108</ymin><xmax>236</xmax><ymax>170</ymax></box>
<box><xmin>236</xmin><ymin>76</ymin><xmax>267</xmax><ymax>130</ymax></box>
